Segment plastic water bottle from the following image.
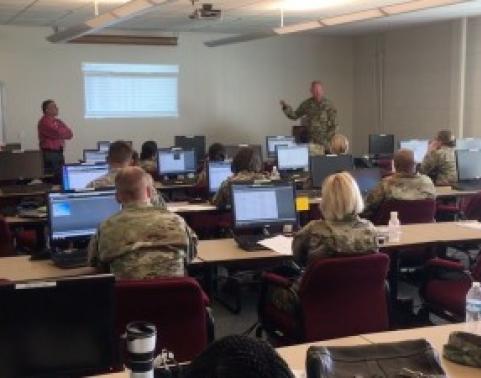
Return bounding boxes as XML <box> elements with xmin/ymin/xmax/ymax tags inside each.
<box><xmin>388</xmin><ymin>211</ymin><xmax>401</xmax><ymax>242</ymax></box>
<box><xmin>271</xmin><ymin>166</ymin><xmax>280</xmax><ymax>180</ymax></box>
<box><xmin>466</xmin><ymin>281</ymin><xmax>481</xmax><ymax>323</ymax></box>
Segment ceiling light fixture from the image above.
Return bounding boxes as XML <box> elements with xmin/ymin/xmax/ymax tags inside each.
<box><xmin>273</xmin><ymin>20</ymin><xmax>323</xmax><ymax>35</ymax></box>
<box><xmin>47</xmin><ymin>0</ymin><xmax>171</xmax><ymax>43</ymax></box>
<box><xmin>381</xmin><ymin>0</ymin><xmax>468</xmax><ymax>15</ymax></box>
<box><xmin>321</xmin><ymin>9</ymin><xmax>384</xmax><ymax>26</ymax></box>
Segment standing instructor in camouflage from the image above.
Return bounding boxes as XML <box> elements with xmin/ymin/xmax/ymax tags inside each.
<box><xmin>280</xmin><ymin>81</ymin><xmax>338</xmax><ymax>155</ymax></box>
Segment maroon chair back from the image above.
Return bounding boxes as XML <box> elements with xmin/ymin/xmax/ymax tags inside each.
<box><xmin>115</xmin><ymin>277</ymin><xmax>209</xmax><ymax>362</ymax></box>
<box><xmin>0</xmin><ymin>216</ymin><xmax>14</xmax><ymax>257</ymax></box>
<box><xmin>298</xmin><ymin>253</ymin><xmax>389</xmax><ymax>342</ymax></box>
<box><xmin>372</xmin><ymin>199</ymin><xmax>436</xmax><ymax>226</ymax></box>
<box><xmin>463</xmin><ymin>193</ymin><xmax>481</xmax><ymax>222</ymax></box>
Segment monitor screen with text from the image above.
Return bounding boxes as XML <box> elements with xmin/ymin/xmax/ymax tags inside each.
<box><xmin>83</xmin><ymin>150</ymin><xmax>108</xmax><ymax>164</ymax></box>
<box><xmin>157</xmin><ymin>149</ymin><xmax>196</xmax><ymax>175</ymax></box>
<box><xmin>276</xmin><ymin>144</ymin><xmax>309</xmax><ymax>171</ymax></box>
<box><xmin>456</xmin><ymin>149</ymin><xmax>481</xmax><ymax>181</ymax></box>
<box><xmin>266</xmin><ymin>136</ymin><xmax>295</xmax><ymax>158</ymax></box>
<box><xmin>399</xmin><ymin>139</ymin><xmax>429</xmax><ymax>163</ymax></box>
<box><xmin>62</xmin><ymin>164</ymin><xmax>109</xmax><ymax>191</ymax></box>
<box><xmin>208</xmin><ymin>161</ymin><xmax>232</xmax><ymax>194</ymax></box>
<box><xmin>231</xmin><ymin>182</ymin><xmax>296</xmax><ymax>229</ymax></box>
<box><xmin>48</xmin><ymin>191</ymin><xmax>120</xmax><ymax>241</ymax></box>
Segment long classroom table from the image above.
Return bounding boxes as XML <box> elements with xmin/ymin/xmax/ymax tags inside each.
<box><xmin>96</xmin><ymin>322</ymin><xmax>481</xmax><ymax>378</ymax></box>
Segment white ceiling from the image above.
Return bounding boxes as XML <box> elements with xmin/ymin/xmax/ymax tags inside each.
<box><xmin>1</xmin><ymin>0</ymin><xmax>481</xmax><ymax>36</ymax></box>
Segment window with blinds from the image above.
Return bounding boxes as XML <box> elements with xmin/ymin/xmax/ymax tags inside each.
<box><xmin>82</xmin><ymin>63</ymin><xmax>179</xmax><ymax>119</ymax></box>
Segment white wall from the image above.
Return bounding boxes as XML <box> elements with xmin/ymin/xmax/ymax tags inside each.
<box><xmin>0</xmin><ymin>26</ymin><xmax>353</xmax><ymax>162</ymax></box>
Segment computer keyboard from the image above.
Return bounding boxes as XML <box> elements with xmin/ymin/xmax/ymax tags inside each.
<box><xmin>234</xmin><ymin>234</ymin><xmax>270</xmax><ymax>252</ymax></box>
<box><xmin>452</xmin><ymin>181</ymin><xmax>481</xmax><ymax>191</ymax></box>
<box><xmin>161</xmin><ymin>179</ymin><xmax>196</xmax><ymax>186</ymax></box>
<box><xmin>0</xmin><ymin>183</ymin><xmax>52</xmax><ymax>194</ymax></box>
<box><xmin>51</xmin><ymin>248</ymin><xmax>89</xmax><ymax>268</ymax></box>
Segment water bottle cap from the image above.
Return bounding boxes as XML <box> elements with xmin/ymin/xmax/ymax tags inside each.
<box><xmin>390</xmin><ymin>211</ymin><xmax>398</xmax><ymax>219</ymax></box>
<box><xmin>473</xmin><ymin>281</ymin><xmax>480</xmax><ymax>288</ymax></box>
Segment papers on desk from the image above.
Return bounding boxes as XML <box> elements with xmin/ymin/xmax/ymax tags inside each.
<box><xmin>258</xmin><ymin>235</ymin><xmax>293</xmax><ymax>255</ymax></box>
<box><xmin>455</xmin><ymin>221</ymin><xmax>481</xmax><ymax>230</ymax></box>
<box><xmin>167</xmin><ymin>203</ymin><xmax>216</xmax><ymax>212</ymax></box>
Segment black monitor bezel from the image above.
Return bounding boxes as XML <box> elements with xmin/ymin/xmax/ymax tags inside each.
<box><xmin>61</xmin><ymin>163</ymin><xmax>109</xmax><ymax>192</ymax></box>
<box><xmin>207</xmin><ymin>160</ymin><xmax>232</xmax><ymax>195</ymax></box>
<box><xmin>369</xmin><ymin>134</ymin><xmax>395</xmax><ymax>155</ymax></box>
<box><xmin>156</xmin><ymin>148</ymin><xmax>197</xmax><ymax>176</ymax></box>
<box><xmin>310</xmin><ymin>154</ymin><xmax>354</xmax><ymax>189</ymax></box>
<box><xmin>275</xmin><ymin>143</ymin><xmax>309</xmax><ymax>171</ymax></box>
<box><xmin>265</xmin><ymin>136</ymin><xmax>296</xmax><ymax>159</ymax></box>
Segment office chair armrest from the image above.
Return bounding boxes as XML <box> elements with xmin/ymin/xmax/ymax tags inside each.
<box><xmin>262</xmin><ymin>272</ymin><xmax>293</xmax><ymax>288</ymax></box>
<box><xmin>426</xmin><ymin>258</ymin><xmax>464</xmax><ymax>272</ymax></box>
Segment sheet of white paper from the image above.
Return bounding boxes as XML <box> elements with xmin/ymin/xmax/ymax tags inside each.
<box><xmin>258</xmin><ymin>235</ymin><xmax>293</xmax><ymax>255</ymax></box>
<box><xmin>455</xmin><ymin>221</ymin><xmax>481</xmax><ymax>230</ymax></box>
<box><xmin>292</xmin><ymin>370</ymin><xmax>306</xmax><ymax>378</ymax></box>
<box><xmin>167</xmin><ymin>204</ymin><xmax>216</xmax><ymax>212</ymax></box>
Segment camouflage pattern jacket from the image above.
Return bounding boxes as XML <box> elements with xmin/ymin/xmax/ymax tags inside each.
<box><xmin>292</xmin><ymin>214</ymin><xmax>378</xmax><ymax>267</ymax></box>
<box><xmin>87</xmin><ymin>168</ymin><xmax>166</xmax><ymax>209</ymax></box>
<box><xmin>283</xmin><ymin>97</ymin><xmax>338</xmax><ymax>149</ymax></box>
<box><xmin>363</xmin><ymin>172</ymin><xmax>436</xmax><ymax>219</ymax></box>
<box><xmin>212</xmin><ymin>170</ymin><xmax>270</xmax><ymax>209</ymax></box>
<box><xmin>140</xmin><ymin>159</ymin><xmax>157</xmax><ymax>175</ymax></box>
<box><xmin>420</xmin><ymin>146</ymin><xmax>457</xmax><ymax>185</ymax></box>
<box><xmin>88</xmin><ymin>203</ymin><xmax>197</xmax><ymax>279</ymax></box>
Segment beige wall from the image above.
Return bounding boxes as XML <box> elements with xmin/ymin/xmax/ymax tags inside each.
<box><xmin>352</xmin><ymin>19</ymin><xmax>469</xmax><ymax>154</ymax></box>
<box><xmin>0</xmin><ymin>25</ymin><xmax>353</xmax><ymax>162</ymax></box>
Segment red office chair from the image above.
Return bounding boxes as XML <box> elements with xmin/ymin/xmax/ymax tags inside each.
<box><xmin>371</xmin><ymin>199</ymin><xmax>436</xmax><ymax>226</ymax></box>
<box><xmin>0</xmin><ymin>216</ymin><xmax>14</xmax><ymax>257</ymax></box>
<box><xmin>420</xmin><ymin>254</ymin><xmax>481</xmax><ymax>322</ymax></box>
<box><xmin>372</xmin><ymin>199</ymin><xmax>437</xmax><ymax>269</ymax></box>
<box><xmin>257</xmin><ymin>253</ymin><xmax>390</xmax><ymax>346</ymax></box>
<box><xmin>115</xmin><ymin>277</ymin><xmax>212</xmax><ymax>363</ymax></box>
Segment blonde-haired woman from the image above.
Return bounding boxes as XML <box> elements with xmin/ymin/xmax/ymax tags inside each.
<box><xmin>293</xmin><ymin>172</ymin><xmax>378</xmax><ymax>266</ymax></box>
<box><xmin>265</xmin><ymin>172</ymin><xmax>378</xmax><ymax>313</ymax></box>
<box><xmin>328</xmin><ymin>134</ymin><xmax>349</xmax><ymax>155</ymax></box>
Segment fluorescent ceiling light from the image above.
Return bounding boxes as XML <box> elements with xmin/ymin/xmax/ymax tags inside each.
<box><xmin>281</xmin><ymin>0</ymin><xmax>345</xmax><ymax>11</ymax></box>
<box><xmin>48</xmin><ymin>0</ymin><xmax>171</xmax><ymax>43</ymax></box>
<box><xmin>273</xmin><ymin>20</ymin><xmax>323</xmax><ymax>35</ymax></box>
<box><xmin>381</xmin><ymin>0</ymin><xmax>468</xmax><ymax>15</ymax></box>
<box><xmin>321</xmin><ymin>9</ymin><xmax>384</xmax><ymax>26</ymax></box>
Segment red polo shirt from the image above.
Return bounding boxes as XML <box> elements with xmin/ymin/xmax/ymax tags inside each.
<box><xmin>37</xmin><ymin>115</ymin><xmax>73</xmax><ymax>151</ymax></box>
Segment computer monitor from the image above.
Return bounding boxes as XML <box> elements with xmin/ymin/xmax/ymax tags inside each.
<box><xmin>0</xmin><ymin>150</ymin><xmax>44</xmax><ymax>181</ymax></box>
<box><xmin>399</xmin><ymin>139</ymin><xmax>429</xmax><ymax>163</ymax></box>
<box><xmin>369</xmin><ymin>134</ymin><xmax>395</xmax><ymax>155</ymax></box>
<box><xmin>62</xmin><ymin>164</ymin><xmax>109</xmax><ymax>191</ymax></box>
<box><xmin>83</xmin><ymin>149</ymin><xmax>108</xmax><ymax>164</ymax></box>
<box><xmin>266</xmin><ymin>136</ymin><xmax>296</xmax><ymax>159</ymax></box>
<box><xmin>47</xmin><ymin>190</ymin><xmax>120</xmax><ymax>242</ymax></box>
<box><xmin>208</xmin><ymin>161</ymin><xmax>232</xmax><ymax>194</ymax></box>
<box><xmin>310</xmin><ymin>154</ymin><xmax>354</xmax><ymax>188</ymax></box>
<box><xmin>157</xmin><ymin>148</ymin><xmax>197</xmax><ymax>176</ymax></box>
<box><xmin>175</xmin><ymin>136</ymin><xmax>206</xmax><ymax>163</ymax></box>
<box><xmin>97</xmin><ymin>141</ymin><xmax>111</xmax><ymax>152</ymax></box>
<box><xmin>231</xmin><ymin>181</ymin><xmax>297</xmax><ymax>229</ymax></box>
<box><xmin>349</xmin><ymin>168</ymin><xmax>382</xmax><ymax>197</ymax></box>
<box><xmin>0</xmin><ymin>274</ymin><xmax>119</xmax><ymax>377</ymax></box>
<box><xmin>456</xmin><ymin>149</ymin><xmax>481</xmax><ymax>181</ymax></box>
<box><xmin>224</xmin><ymin>144</ymin><xmax>263</xmax><ymax>161</ymax></box>
<box><xmin>276</xmin><ymin>144</ymin><xmax>309</xmax><ymax>171</ymax></box>
<box><xmin>456</xmin><ymin>138</ymin><xmax>481</xmax><ymax>150</ymax></box>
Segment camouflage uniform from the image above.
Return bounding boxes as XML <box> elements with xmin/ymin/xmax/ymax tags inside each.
<box><xmin>420</xmin><ymin>146</ymin><xmax>457</xmax><ymax>185</ymax></box>
<box><xmin>212</xmin><ymin>170</ymin><xmax>270</xmax><ymax>209</ymax></box>
<box><xmin>88</xmin><ymin>203</ymin><xmax>197</xmax><ymax>279</ymax></box>
<box><xmin>268</xmin><ymin>215</ymin><xmax>378</xmax><ymax>313</ymax></box>
<box><xmin>140</xmin><ymin>159</ymin><xmax>157</xmax><ymax>175</ymax></box>
<box><xmin>363</xmin><ymin>173</ymin><xmax>436</xmax><ymax>219</ymax></box>
<box><xmin>87</xmin><ymin>168</ymin><xmax>166</xmax><ymax>209</ymax></box>
<box><xmin>283</xmin><ymin>97</ymin><xmax>338</xmax><ymax>152</ymax></box>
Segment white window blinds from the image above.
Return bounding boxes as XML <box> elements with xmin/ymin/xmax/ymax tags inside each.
<box><xmin>82</xmin><ymin>63</ymin><xmax>179</xmax><ymax>119</ymax></box>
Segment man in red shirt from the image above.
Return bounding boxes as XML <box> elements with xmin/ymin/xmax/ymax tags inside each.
<box><xmin>38</xmin><ymin>99</ymin><xmax>73</xmax><ymax>178</ymax></box>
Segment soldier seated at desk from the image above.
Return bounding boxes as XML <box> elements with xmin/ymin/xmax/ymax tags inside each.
<box><xmin>88</xmin><ymin>166</ymin><xmax>197</xmax><ymax>279</ymax></box>
<box><xmin>363</xmin><ymin>149</ymin><xmax>436</xmax><ymax>220</ymax></box>
<box><xmin>266</xmin><ymin>172</ymin><xmax>378</xmax><ymax>314</ymax></box>
<box><xmin>212</xmin><ymin>147</ymin><xmax>269</xmax><ymax>209</ymax></box>
<box><xmin>88</xmin><ymin>140</ymin><xmax>166</xmax><ymax>209</ymax></box>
